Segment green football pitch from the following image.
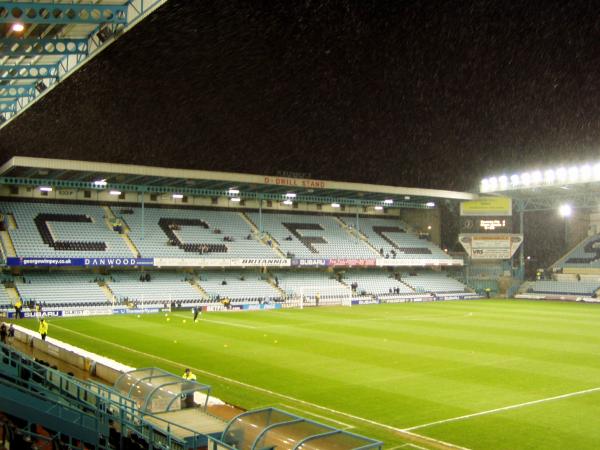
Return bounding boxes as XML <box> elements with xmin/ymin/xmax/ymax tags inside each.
<box><xmin>17</xmin><ymin>299</ymin><xmax>600</xmax><ymax>449</ymax></box>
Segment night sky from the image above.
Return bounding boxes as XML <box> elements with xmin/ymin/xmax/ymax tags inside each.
<box><xmin>1</xmin><ymin>1</ymin><xmax>599</xmax><ymax>193</ymax></box>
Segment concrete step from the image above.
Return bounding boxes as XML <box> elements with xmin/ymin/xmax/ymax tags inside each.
<box><xmin>100</xmin><ymin>284</ymin><xmax>116</xmax><ymax>303</ymax></box>
<box><xmin>0</xmin><ymin>230</ymin><xmax>17</xmax><ymax>257</ymax></box>
<box><xmin>191</xmin><ymin>280</ymin><xmax>210</xmax><ymax>300</ymax></box>
<box><xmin>6</xmin><ymin>287</ymin><xmax>21</xmax><ymax>304</ymax></box>
<box><xmin>334</xmin><ymin>217</ymin><xmax>380</xmax><ymax>256</ymax></box>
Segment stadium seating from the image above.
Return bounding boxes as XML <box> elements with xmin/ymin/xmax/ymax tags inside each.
<box><xmin>197</xmin><ymin>271</ymin><xmax>282</xmax><ymax>302</ymax></box>
<box><xmin>401</xmin><ymin>271</ymin><xmax>468</xmax><ymax>293</ymax></box>
<box><xmin>107</xmin><ymin>271</ymin><xmax>203</xmax><ymax>304</ymax></box>
<box><xmin>0</xmin><ymin>283</ymin><xmax>11</xmax><ymax>309</ymax></box>
<box><xmin>349</xmin><ymin>217</ymin><xmax>451</xmax><ymax>260</ymax></box>
<box><xmin>247</xmin><ymin>212</ymin><xmax>376</xmax><ymax>258</ymax></box>
<box><xmin>115</xmin><ymin>206</ymin><xmax>280</xmax><ymax>259</ymax></box>
<box><xmin>14</xmin><ymin>272</ymin><xmax>108</xmax><ymax>306</ymax></box>
<box><xmin>272</xmin><ymin>270</ymin><xmax>351</xmax><ymax>299</ymax></box>
<box><xmin>529</xmin><ymin>280</ymin><xmax>600</xmax><ymax>296</ymax></box>
<box><xmin>1</xmin><ymin>201</ymin><xmax>133</xmax><ymax>258</ymax></box>
<box><xmin>554</xmin><ymin>234</ymin><xmax>600</xmax><ymax>269</ymax></box>
<box><xmin>342</xmin><ymin>270</ymin><xmax>415</xmax><ymax>295</ymax></box>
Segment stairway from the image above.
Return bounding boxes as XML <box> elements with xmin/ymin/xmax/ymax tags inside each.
<box><xmin>105</xmin><ymin>206</ymin><xmax>141</xmax><ymax>257</ymax></box>
<box><xmin>0</xmin><ymin>230</ymin><xmax>17</xmax><ymax>257</ymax></box>
<box><xmin>266</xmin><ymin>275</ymin><xmax>287</xmax><ymax>299</ymax></box>
<box><xmin>191</xmin><ymin>279</ymin><xmax>210</xmax><ymax>300</ymax></box>
<box><xmin>334</xmin><ymin>217</ymin><xmax>380</xmax><ymax>256</ymax></box>
<box><xmin>6</xmin><ymin>287</ymin><xmax>21</xmax><ymax>305</ymax></box>
<box><xmin>99</xmin><ymin>283</ymin><xmax>116</xmax><ymax>303</ymax></box>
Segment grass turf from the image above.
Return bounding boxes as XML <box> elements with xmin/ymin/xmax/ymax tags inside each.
<box><xmin>16</xmin><ymin>299</ymin><xmax>600</xmax><ymax>449</ymax></box>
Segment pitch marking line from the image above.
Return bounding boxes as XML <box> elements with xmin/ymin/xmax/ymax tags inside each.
<box><xmin>170</xmin><ymin>312</ymin><xmax>258</xmax><ymax>329</ymax></box>
<box><xmin>50</xmin><ymin>323</ymin><xmax>466</xmax><ymax>450</ymax></box>
<box><xmin>406</xmin><ymin>385</ymin><xmax>600</xmax><ymax>431</ymax></box>
<box><xmin>280</xmin><ymin>403</ymin><xmax>354</xmax><ymax>428</ymax></box>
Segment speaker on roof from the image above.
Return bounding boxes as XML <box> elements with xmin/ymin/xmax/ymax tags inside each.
<box><xmin>35</xmin><ymin>81</ymin><xmax>47</xmax><ymax>93</ymax></box>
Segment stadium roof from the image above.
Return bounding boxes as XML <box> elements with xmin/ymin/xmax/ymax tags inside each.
<box><xmin>0</xmin><ymin>0</ymin><xmax>169</xmax><ymax>130</ymax></box>
<box><xmin>0</xmin><ymin>156</ymin><xmax>477</xmax><ymax>207</ymax></box>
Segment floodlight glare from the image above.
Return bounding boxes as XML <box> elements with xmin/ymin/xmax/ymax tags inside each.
<box><xmin>556</xmin><ymin>167</ymin><xmax>567</xmax><ymax>182</ymax></box>
<box><xmin>593</xmin><ymin>163</ymin><xmax>600</xmax><ymax>179</ymax></box>
<box><xmin>510</xmin><ymin>174</ymin><xmax>520</xmax><ymax>186</ymax></box>
<box><xmin>39</xmin><ymin>186</ymin><xmax>52</xmax><ymax>192</ymax></box>
<box><xmin>11</xmin><ymin>23</ymin><xmax>25</xmax><ymax>33</ymax></box>
<box><xmin>172</xmin><ymin>194</ymin><xmax>184</xmax><ymax>199</ymax></box>
<box><xmin>498</xmin><ymin>175</ymin><xmax>508</xmax><ymax>188</ymax></box>
<box><xmin>521</xmin><ymin>172</ymin><xmax>531</xmax><ymax>186</ymax></box>
<box><xmin>404</xmin><ymin>195</ymin><xmax>411</xmax><ymax>200</ymax></box>
<box><xmin>93</xmin><ymin>179</ymin><xmax>107</xmax><ymax>186</ymax></box>
<box><xmin>559</xmin><ymin>204</ymin><xmax>572</xmax><ymax>217</ymax></box>
<box><xmin>282</xmin><ymin>199</ymin><xmax>293</xmax><ymax>205</ymax></box>
<box><xmin>374</xmin><ymin>205</ymin><xmax>384</xmax><ymax>211</ymax></box>
<box><xmin>488</xmin><ymin>177</ymin><xmax>498</xmax><ymax>190</ymax></box>
<box><xmin>228</xmin><ymin>188</ymin><xmax>240</xmax><ymax>195</ymax></box>
<box><xmin>531</xmin><ymin>171</ymin><xmax>542</xmax><ymax>184</ymax></box>
<box><xmin>109</xmin><ymin>190</ymin><xmax>121</xmax><ymax>196</ymax></box>
<box><xmin>580</xmin><ymin>164</ymin><xmax>591</xmax><ymax>180</ymax></box>
<box><xmin>425</xmin><ymin>201</ymin><xmax>435</xmax><ymax>207</ymax></box>
<box><xmin>285</xmin><ymin>192</ymin><xmax>296</xmax><ymax>198</ymax></box>
<box><xmin>568</xmin><ymin>166</ymin><xmax>579</xmax><ymax>181</ymax></box>
<box><xmin>383</xmin><ymin>199</ymin><xmax>394</xmax><ymax>204</ymax></box>
<box><xmin>544</xmin><ymin>169</ymin><xmax>555</xmax><ymax>183</ymax></box>
<box><xmin>231</xmin><ymin>197</ymin><xmax>241</xmax><ymax>202</ymax></box>
<box><xmin>331</xmin><ymin>203</ymin><xmax>340</xmax><ymax>208</ymax></box>
<box><xmin>481</xmin><ymin>178</ymin><xmax>489</xmax><ymax>192</ymax></box>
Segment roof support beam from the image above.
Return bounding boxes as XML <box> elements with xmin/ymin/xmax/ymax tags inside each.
<box><xmin>0</xmin><ymin>64</ymin><xmax>59</xmax><ymax>80</ymax></box>
<box><xmin>0</xmin><ymin>38</ymin><xmax>88</xmax><ymax>56</ymax></box>
<box><xmin>0</xmin><ymin>176</ymin><xmax>434</xmax><ymax>209</ymax></box>
<box><xmin>0</xmin><ymin>3</ymin><xmax>127</xmax><ymax>25</ymax></box>
<box><xmin>0</xmin><ymin>85</ymin><xmax>36</xmax><ymax>98</ymax></box>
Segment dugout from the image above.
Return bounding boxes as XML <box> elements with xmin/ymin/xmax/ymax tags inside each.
<box><xmin>114</xmin><ymin>367</ymin><xmax>211</xmax><ymax>413</ymax></box>
<box><xmin>221</xmin><ymin>407</ymin><xmax>383</xmax><ymax>450</ymax></box>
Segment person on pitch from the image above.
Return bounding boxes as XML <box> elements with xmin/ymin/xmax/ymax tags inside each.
<box><xmin>39</xmin><ymin>319</ymin><xmax>49</xmax><ymax>341</ymax></box>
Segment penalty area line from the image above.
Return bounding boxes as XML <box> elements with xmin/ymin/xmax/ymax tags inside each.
<box><xmin>50</xmin><ymin>323</ymin><xmax>467</xmax><ymax>450</ymax></box>
<box><xmin>406</xmin><ymin>385</ymin><xmax>600</xmax><ymax>431</ymax></box>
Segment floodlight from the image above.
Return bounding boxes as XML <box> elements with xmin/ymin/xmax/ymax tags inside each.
<box><xmin>544</xmin><ymin>169</ymin><xmax>555</xmax><ymax>183</ymax></box>
<box><xmin>374</xmin><ymin>205</ymin><xmax>384</xmax><ymax>211</ymax></box>
<box><xmin>331</xmin><ymin>203</ymin><xmax>340</xmax><ymax>208</ymax></box>
<box><xmin>556</xmin><ymin>167</ymin><xmax>567</xmax><ymax>182</ymax></box>
<box><xmin>593</xmin><ymin>163</ymin><xmax>600</xmax><ymax>179</ymax></box>
<box><xmin>580</xmin><ymin>164</ymin><xmax>591</xmax><ymax>180</ymax></box>
<box><xmin>109</xmin><ymin>190</ymin><xmax>121</xmax><ymax>196</ymax></box>
<box><xmin>172</xmin><ymin>194</ymin><xmax>184</xmax><ymax>199</ymax></box>
<box><xmin>93</xmin><ymin>179</ymin><xmax>107</xmax><ymax>186</ymax></box>
<box><xmin>427</xmin><ymin>225</ymin><xmax>432</xmax><ymax>230</ymax></box>
<box><xmin>488</xmin><ymin>177</ymin><xmax>498</xmax><ymax>191</ymax></box>
<box><xmin>510</xmin><ymin>174</ymin><xmax>520</xmax><ymax>186</ymax></box>
<box><xmin>285</xmin><ymin>192</ymin><xmax>296</xmax><ymax>198</ymax></box>
<box><xmin>230</xmin><ymin>197</ymin><xmax>241</xmax><ymax>202</ymax></box>
<box><xmin>11</xmin><ymin>23</ymin><xmax>24</xmax><ymax>33</ymax></box>
<box><xmin>425</xmin><ymin>201</ymin><xmax>435</xmax><ymax>207</ymax></box>
<box><xmin>39</xmin><ymin>186</ymin><xmax>52</xmax><ymax>192</ymax></box>
<box><xmin>498</xmin><ymin>175</ymin><xmax>508</xmax><ymax>189</ymax></box>
<box><xmin>481</xmin><ymin>179</ymin><xmax>489</xmax><ymax>192</ymax></box>
<box><xmin>282</xmin><ymin>199</ymin><xmax>293</xmax><ymax>205</ymax></box>
<box><xmin>531</xmin><ymin>171</ymin><xmax>542</xmax><ymax>184</ymax></box>
<box><xmin>559</xmin><ymin>204</ymin><xmax>572</xmax><ymax>217</ymax></box>
<box><xmin>228</xmin><ymin>188</ymin><xmax>240</xmax><ymax>195</ymax></box>
<box><xmin>404</xmin><ymin>196</ymin><xmax>411</xmax><ymax>200</ymax></box>
<box><xmin>568</xmin><ymin>166</ymin><xmax>579</xmax><ymax>181</ymax></box>
<box><xmin>521</xmin><ymin>172</ymin><xmax>531</xmax><ymax>186</ymax></box>
<box><xmin>383</xmin><ymin>199</ymin><xmax>394</xmax><ymax>204</ymax></box>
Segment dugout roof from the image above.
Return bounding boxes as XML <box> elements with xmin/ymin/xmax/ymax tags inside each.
<box><xmin>0</xmin><ymin>0</ymin><xmax>169</xmax><ymax>129</ymax></box>
<box><xmin>0</xmin><ymin>156</ymin><xmax>477</xmax><ymax>208</ymax></box>
<box><xmin>222</xmin><ymin>407</ymin><xmax>383</xmax><ymax>450</ymax></box>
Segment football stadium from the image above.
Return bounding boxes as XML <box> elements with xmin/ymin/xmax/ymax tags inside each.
<box><xmin>3</xmin><ymin>155</ymin><xmax>600</xmax><ymax>450</ymax></box>
<box><xmin>2</xmin><ymin>2</ymin><xmax>600</xmax><ymax>450</ymax></box>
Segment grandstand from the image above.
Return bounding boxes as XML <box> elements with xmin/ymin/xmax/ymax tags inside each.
<box><xmin>247</xmin><ymin>211</ymin><xmax>376</xmax><ymax>258</ymax></box>
<box><xmin>1</xmin><ymin>200</ymin><xmax>133</xmax><ymax>258</ymax></box>
<box><xmin>107</xmin><ymin>271</ymin><xmax>204</xmax><ymax>305</ymax></box>
<box><xmin>117</xmin><ymin>206</ymin><xmax>281</xmax><ymax>259</ymax></box>
<box><xmin>197</xmin><ymin>270</ymin><xmax>282</xmax><ymax>303</ymax></box>
<box><xmin>15</xmin><ymin>272</ymin><xmax>108</xmax><ymax>307</ymax></box>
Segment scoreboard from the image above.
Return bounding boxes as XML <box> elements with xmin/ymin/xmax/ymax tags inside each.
<box><xmin>460</xmin><ymin>216</ymin><xmax>512</xmax><ymax>234</ymax></box>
